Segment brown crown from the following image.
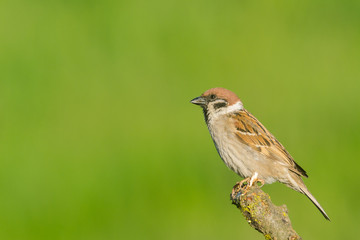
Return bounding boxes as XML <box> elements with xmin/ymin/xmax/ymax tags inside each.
<box><xmin>202</xmin><ymin>88</ymin><xmax>241</xmax><ymax>105</ymax></box>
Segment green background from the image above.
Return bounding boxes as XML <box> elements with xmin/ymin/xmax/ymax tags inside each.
<box><xmin>1</xmin><ymin>0</ymin><xmax>359</xmax><ymax>239</ymax></box>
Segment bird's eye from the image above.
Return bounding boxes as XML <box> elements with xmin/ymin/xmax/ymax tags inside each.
<box><xmin>210</xmin><ymin>94</ymin><xmax>216</xmax><ymax>100</ymax></box>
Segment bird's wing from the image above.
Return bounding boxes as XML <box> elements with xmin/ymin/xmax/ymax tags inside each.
<box><xmin>231</xmin><ymin>110</ymin><xmax>308</xmax><ymax>178</ymax></box>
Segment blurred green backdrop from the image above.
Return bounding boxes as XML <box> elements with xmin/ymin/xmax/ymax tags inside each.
<box><xmin>1</xmin><ymin>0</ymin><xmax>360</xmax><ymax>239</ymax></box>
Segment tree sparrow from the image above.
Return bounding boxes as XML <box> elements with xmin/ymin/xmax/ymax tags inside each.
<box><xmin>191</xmin><ymin>87</ymin><xmax>330</xmax><ymax>220</ymax></box>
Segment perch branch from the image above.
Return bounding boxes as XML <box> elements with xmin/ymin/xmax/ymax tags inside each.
<box><xmin>230</xmin><ymin>182</ymin><xmax>301</xmax><ymax>240</ymax></box>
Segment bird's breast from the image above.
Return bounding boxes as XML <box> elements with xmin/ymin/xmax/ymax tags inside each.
<box><xmin>207</xmin><ymin>117</ymin><xmax>256</xmax><ymax>178</ymax></box>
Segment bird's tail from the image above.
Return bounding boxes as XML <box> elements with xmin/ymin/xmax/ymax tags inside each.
<box><xmin>300</xmin><ymin>186</ymin><xmax>330</xmax><ymax>221</ymax></box>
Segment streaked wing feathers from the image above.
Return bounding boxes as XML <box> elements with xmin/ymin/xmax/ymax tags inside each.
<box><xmin>231</xmin><ymin>110</ymin><xmax>308</xmax><ymax>178</ymax></box>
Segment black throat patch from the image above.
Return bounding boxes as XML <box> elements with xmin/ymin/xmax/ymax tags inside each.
<box><xmin>202</xmin><ymin>108</ymin><xmax>209</xmax><ymax>123</ymax></box>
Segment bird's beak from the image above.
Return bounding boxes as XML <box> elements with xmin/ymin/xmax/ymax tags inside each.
<box><xmin>190</xmin><ymin>96</ymin><xmax>206</xmax><ymax>106</ymax></box>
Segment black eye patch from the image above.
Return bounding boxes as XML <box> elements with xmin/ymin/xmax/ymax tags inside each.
<box><xmin>213</xmin><ymin>102</ymin><xmax>227</xmax><ymax>109</ymax></box>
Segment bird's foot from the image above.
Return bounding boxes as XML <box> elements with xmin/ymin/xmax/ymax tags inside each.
<box><xmin>254</xmin><ymin>178</ymin><xmax>265</xmax><ymax>188</ymax></box>
<box><xmin>249</xmin><ymin>172</ymin><xmax>265</xmax><ymax>188</ymax></box>
<box><xmin>240</xmin><ymin>172</ymin><xmax>260</xmax><ymax>195</ymax></box>
<box><xmin>231</xmin><ymin>177</ymin><xmax>250</xmax><ymax>198</ymax></box>
<box><xmin>231</xmin><ymin>173</ymin><xmax>265</xmax><ymax>198</ymax></box>
<box><xmin>239</xmin><ymin>177</ymin><xmax>251</xmax><ymax>188</ymax></box>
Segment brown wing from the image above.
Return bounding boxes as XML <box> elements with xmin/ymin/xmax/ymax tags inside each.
<box><xmin>231</xmin><ymin>110</ymin><xmax>308</xmax><ymax>178</ymax></box>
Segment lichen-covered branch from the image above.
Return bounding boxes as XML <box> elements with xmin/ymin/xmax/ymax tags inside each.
<box><xmin>230</xmin><ymin>183</ymin><xmax>301</xmax><ymax>240</ymax></box>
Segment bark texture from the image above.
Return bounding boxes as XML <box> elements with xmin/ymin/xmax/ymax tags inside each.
<box><xmin>230</xmin><ymin>183</ymin><xmax>302</xmax><ymax>240</ymax></box>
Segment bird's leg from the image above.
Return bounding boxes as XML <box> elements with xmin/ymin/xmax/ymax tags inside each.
<box><xmin>249</xmin><ymin>172</ymin><xmax>258</xmax><ymax>187</ymax></box>
<box><xmin>249</xmin><ymin>172</ymin><xmax>265</xmax><ymax>188</ymax></box>
<box><xmin>231</xmin><ymin>174</ymin><xmax>265</xmax><ymax>197</ymax></box>
<box><xmin>242</xmin><ymin>172</ymin><xmax>265</xmax><ymax>195</ymax></box>
<box><xmin>240</xmin><ymin>174</ymin><xmax>258</xmax><ymax>195</ymax></box>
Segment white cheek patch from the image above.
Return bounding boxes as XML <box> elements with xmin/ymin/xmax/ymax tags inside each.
<box><xmin>207</xmin><ymin>101</ymin><xmax>243</xmax><ymax>123</ymax></box>
<box><xmin>225</xmin><ymin>101</ymin><xmax>244</xmax><ymax>113</ymax></box>
<box><xmin>213</xmin><ymin>101</ymin><xmax>243</xmax><ymax>115</ymax></box>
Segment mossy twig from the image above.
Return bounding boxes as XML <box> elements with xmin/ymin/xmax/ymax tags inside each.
<box><xmin>230</xmin><ymin>183</ymin><xmax>301</xmax><ymax>240</ymax></box>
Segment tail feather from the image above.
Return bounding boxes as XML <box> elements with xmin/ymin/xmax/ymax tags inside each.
<box><xmin>300</xmin><ymin>187</ymin><xmax>330</xmax><ymax>221</ymax></box>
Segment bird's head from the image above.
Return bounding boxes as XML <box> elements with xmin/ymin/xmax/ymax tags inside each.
<box><xmin>191</xmin><ymin>88</ymin><xmax>243</xmax><ymax>121</ymax></box>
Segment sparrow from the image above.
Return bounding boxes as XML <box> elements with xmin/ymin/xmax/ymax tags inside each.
<box><xmin>191</xmin><ymin>87</ymin><xmax>330</xmax><ymax>220</ymax></box>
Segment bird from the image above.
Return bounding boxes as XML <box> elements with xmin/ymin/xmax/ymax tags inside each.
<box><xmin>190</xmin><ymin>87</ymin><xmax>330</xmax><ymax>220</ymax></box>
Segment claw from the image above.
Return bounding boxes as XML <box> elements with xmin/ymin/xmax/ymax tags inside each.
<box><xmin>231</xmin><ymin>173</ymin><xmax>265</xmax><ymax>199</ymax></box>
<box><xmin>239</xmin><ymin>177</ymin><xmax>251</xmax><ymax>188</ymax></box>
<box><xmin>231</xmin><ymin>184</ymin><xmax>238</xmax><ymax>199</ymax></box>
<box><xmin>248</xmin><ymin>172</ymin><xmax>265</xmax><ymax>188</ymax></box>
<box><xmin>256</xmin><ymin>179</ymin><xmax>265</xmax><ymax>188</ymax></box>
